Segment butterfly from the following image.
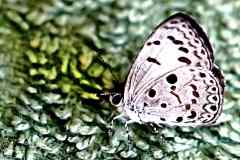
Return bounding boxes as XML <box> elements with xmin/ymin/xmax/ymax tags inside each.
<box><xmin>105</xmin><ymin>12</ymin><xmax>224</xmax><ymax>128</ymax></box>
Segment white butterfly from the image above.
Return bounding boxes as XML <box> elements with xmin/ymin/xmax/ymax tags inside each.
<box><xmin>108</xmin><ymin>13</ymin><xmax>224</xmax><ymax>127</ymax></box>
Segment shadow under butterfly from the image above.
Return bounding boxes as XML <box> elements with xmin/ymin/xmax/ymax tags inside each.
<box><xmin>99</xmin><ymin>12</ymin><xmax>225</xmax><ymax>133</ymax></box>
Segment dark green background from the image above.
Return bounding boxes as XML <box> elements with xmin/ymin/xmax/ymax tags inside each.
<box><xmin>0</xmin><ymin>0</ymin><xmax>239</xmax><ymax>159</ymax></box>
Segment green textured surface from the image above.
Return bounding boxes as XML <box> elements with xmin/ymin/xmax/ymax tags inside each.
<box><xmin>0</xmin><ymin>0</ymin><xmax>239</xmax><ymax>159</ymax></box>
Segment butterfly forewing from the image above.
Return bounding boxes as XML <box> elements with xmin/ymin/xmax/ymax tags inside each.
<box><xmin>121</xmin><ymin>13</ymin><xmax>224</xmax><ymax>127</ymax></box>
<box><xmin>124</xmin><ymin>13</ymin><xmax>214</xmax><ymax>101</ymax></box>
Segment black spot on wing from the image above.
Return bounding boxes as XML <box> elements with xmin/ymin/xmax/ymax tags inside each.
<box><xmin>146</xmin><ymin>57</ymin><xmax>161</xmax><ymax>65</ymax></box>
<box><xmin>185</xmin><ymin>104</ymin><xmax>191</xmax><ymax>110</ymax></box>
<box><xmin>178</xmin><ymin>57</ymin><xmax>191</xmax><ymax>64</ymax></box>
<box><xmin>176</xmin><ymin>117</ymin><xmax>183</xmax><ymax>122</ymax></box>
<box><xmin>201</xmin><ymin>49</ymin><xmax>205</xmax><ymax>55</ymax></box>
<box><xmin>194</xmin><ymin>39</ymin><xmax>199</xmax><ymax>43</ymax></box>
<box><xmin>160</xmin><ymin>117</ymin><xmax>166</xmax><ymax>121</ymax></box>
<box><xmin>191</xmin><ymin>99</ymin><xmax>197</xmax><ymax>104</ymax></box>
<box><xmin>166</xmin><ymin>74</ymin><xmax>177</xmax><ymax>84</ymax></box>
<box><xmin>167</xmin><ymin>36</ymin><xmax>184</xmax><ymax>45</ymax></box>
<box><xmin>193</xmin><ymin>50</ymin><xmax>202</xmax><ymax>59</ymax></box>
<box><xmin>167</xmin><ymin>35</ymin><xmax>174</xmax><ymax>41</ymax></box>
<box><xmin>147</xmin><ymin>40</ymin><xmax>160</xmax><ymax>46</ymax></box>
<box><xmin>199</xmin><ymin>72</ymin><xmax>206</xmax><ymax>78</ymax></box>
<box><xmin>148</xmin><ymin>89</ymin><xmax>156</xmax><ymax>98</ymax></box>
<box><xmin>200</xmin><ymin>111</ymin><xmax>216</xmax><ymax>123</ymax></box>
<box><xmin>212</xmin><ymin>96</ymin><xmax>217</xmax><ymax>101</ymax></box>
<box><xmin>196</xmin><ymin>62</ymin><xmax>201</xmax><ymax>67</ymax></box>
<box><xmin>210</xmin><ymin>105</ymin><xmax>217</xmax><ymax>111</ymax></box>
<box><xmin>147</xmin><ymin>42</ymin><xmax>152</xmax><ymax>46</ymax></box>
<box><xmin>170</xmin><ymin>20</ymin><xmax>179</xmax><ymax>24</ymax></box>
<box><xmin>170</xmin><ymin>85</ymin><xmax>176</xmax><ymax>90</ymax></box>
<box><xmin>188</xmin><ymin>42</ymin><xmax>197</xmax><ymax>48</ymax></box>
<box><xmin>153</xmin><ymin>40</ymin><xmax>160</xmax><ymax>45</ymax></box>
<box><xmin>160</xmin><ymin>103</ymin><xmax>167</xmax><ymax>108</ymax></box>
<box><xmin>190</xmin><ymin>84</ymin><xmax>197</xmax><ymax>90</ymax></box>
<box><xmin>178</xmin><ymin>47</ymin><xmax>189</xmax><ymax>53</ymax></box>
<box><xmin>187</xmin><ymin>110</ymin><xmax>197</xmax><ymax>119</ymax></box>
<box><xmin>192</xmin><ymin>91</ymin><xmax>199</xmax><ymax>97</ymax></box>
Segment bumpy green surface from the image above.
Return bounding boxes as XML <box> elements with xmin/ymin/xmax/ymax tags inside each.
<box><xmin>0</xmin><ymin>0</ymin><xmax>239</xmax><ymax>159</ymax></box>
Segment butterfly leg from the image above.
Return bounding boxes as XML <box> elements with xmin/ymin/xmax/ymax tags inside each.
<box><xmin>155</xmin><ymin>123</ymin><xmax>165</xmax><ymax>145</ymax></box>
<box><xmin>148</xmin><ymin>123</ymin><xmax>163</xmax><ymax>134</ymax></box>
<box><xmin>124</xmin><ymin>119</ymin><xmax>136</xmax><ymax>150</ymax></box>
<box><xmin>111</xmin><ymin>113</ymin><xmax>125</xmax><ymax>128</ymax></box>
<box><xmin>147</xmin><ymin>123</ymin><xmax>165</xmax><ymax>145</ymax></box>
<box><xmin>108</xmin><ymin>113</ymin><xmax>125</xmax><ymax>137</ymax></box>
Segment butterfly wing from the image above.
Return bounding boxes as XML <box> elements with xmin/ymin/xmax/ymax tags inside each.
<box><xmin>135</xmin><ymin>65</ymin><xmax>224</xmax><ymax>126</ymax></box>
<box><xmin>124</xmin><ymin>13</ymin><xmax>214</xmax><ymax>101</ymax></box>
<box><xmin>123</xmin><ymin>13</ymin><xmax>224</xmax><ymax>126</ymax></box>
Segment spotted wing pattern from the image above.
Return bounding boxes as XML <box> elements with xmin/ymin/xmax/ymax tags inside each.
<box><xmin>134</xmin><ymin>66</ymin><xmax>224</xmax><ymax>126</ymax></box>
<box><xmin>123</xmin><ymin>13</ymin><xmax>224</xmax><ymax>126</ymax></box>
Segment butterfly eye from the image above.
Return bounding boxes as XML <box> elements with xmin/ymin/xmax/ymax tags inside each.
<box><xmin>109</xmin><ymin>94</ymin><xmax>122</xmax><ymax>107</ymax></box>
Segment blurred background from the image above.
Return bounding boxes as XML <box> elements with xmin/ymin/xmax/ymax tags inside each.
<box><xmin>0</xmin><ymin>0</ymin><xmax>239</xmax><ymax>159</ymax></box>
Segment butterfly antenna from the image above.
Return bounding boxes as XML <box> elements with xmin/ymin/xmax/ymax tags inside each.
<box><xmin>95</xmin><ymin>56</ymin><xmax>120</xmax><ymax>83</ymax></box>
<box><xmin>97</xmin><ymin>92</ymin><xmax>110</xmax><ymax>101</ymax></box>
<box><xmin>81</xmin><ymin>35</ymin><xmax>121</xmax><ymax>83</ymax></box>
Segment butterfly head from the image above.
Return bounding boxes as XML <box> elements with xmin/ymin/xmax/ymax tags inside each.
<box><xmin>98</xmin><ymin>92</ymin><xmax>123</xmax><ymax>107</ymax></box>
<box><xmin>109</xmin><ymin>93</ymin><xmax>123</xmax><ymax>107</ymax></box>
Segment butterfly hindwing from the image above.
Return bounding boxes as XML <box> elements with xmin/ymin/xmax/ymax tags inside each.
<box><xmin>135</xmin><ymin>66</ymin><xmax>224</xmax><ymax>126</ymax></box>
